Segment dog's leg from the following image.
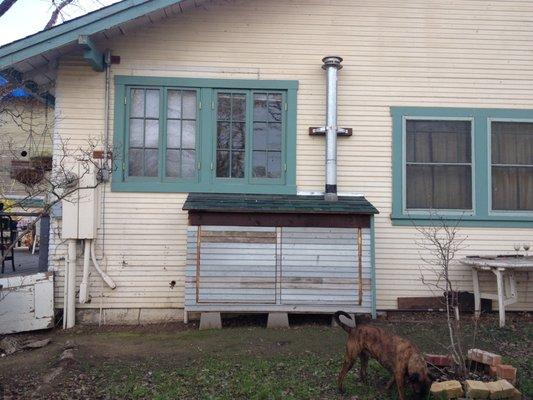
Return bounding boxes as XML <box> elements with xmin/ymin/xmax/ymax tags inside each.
<box><xmin>385</xmin><ymin>376</ymin><xmax>395</xmax><ymax>390</ymax></box>
<box><xmin>359</xmin><ymin>351</ymin><xmax>369</xmax><ymax>383</ymax></box>
<box><xmin>394</xmin><ymin>370</ymin><xmax>407</xmax><ymax>400</ymax></box>
<box><xmin>337</xmin><ymin>354</ymin><xmax>354</xmax><ymax>394</ymax></box>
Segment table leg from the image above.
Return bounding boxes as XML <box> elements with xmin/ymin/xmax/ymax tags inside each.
<box><xmin>472</xmin><ymin>268</ymin><xmax>481</xmax><ymax>317</ymax></box>
<box><xmin>495</xmin><ymin>269</ymin><xmax>505</xmax><ymax>328</ymax></box>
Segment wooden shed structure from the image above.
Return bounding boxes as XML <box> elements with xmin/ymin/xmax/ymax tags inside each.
<box><xmin>184</xmin><ymin>193</ymin><xmax>378</xmax><ymax>326</ymax></box>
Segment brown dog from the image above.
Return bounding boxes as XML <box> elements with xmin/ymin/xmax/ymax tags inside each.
<box><xmin>334</xmin><ymin>311</ymin><xmax>431</xmax><ymax>400</ymax></box>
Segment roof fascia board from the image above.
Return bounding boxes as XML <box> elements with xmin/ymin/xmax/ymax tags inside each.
<box><xmin>0</xmin><ymin>0</ymin><xmax>184</xmax><ymax>69</ymax></box>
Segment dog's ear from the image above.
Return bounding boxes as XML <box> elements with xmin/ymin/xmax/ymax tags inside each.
<box><xmin>408</xmin><ymin>373</ymin><xmax>420</xmax><ymax>383</ymax></box>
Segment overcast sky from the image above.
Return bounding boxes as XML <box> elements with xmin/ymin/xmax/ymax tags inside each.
<box><xmin>0</xmin><ymin>0</ymin><xmax>121</xmax><ymax>46</ymax></box>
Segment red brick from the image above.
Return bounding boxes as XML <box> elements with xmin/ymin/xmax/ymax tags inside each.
<box><xmin>488</xmin><ymin>365</ymin><xmax>498</xmax><ymax>377</ymax></box>
<box><xmin>425</xmin><ymin>354</ymin><xmax>453</xmax><ymax>367</ymax></box>
<box><xmin>496</xmin><ymin>364</ymin><xmax>517</xmax><ymax>385</ymax></box>
<box><xmin>468</xmin><ymin>349</ymin><xmax>502</xmax><ymax>366</ymax></box>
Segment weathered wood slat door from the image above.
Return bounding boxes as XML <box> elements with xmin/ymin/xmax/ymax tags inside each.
<box><xmin>193</xmin><ymin>226</ymin><xmax>277</xmax><ymax>304</ymax></box>
<box><xmin>280</xmin><ymin>227</ymin><xmax>369</xmax><ymax>306</ymax></box>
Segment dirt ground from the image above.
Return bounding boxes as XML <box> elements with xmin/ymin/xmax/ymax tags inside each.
<box><xmin>0</xmin><ymin>313</ymin><xmax>531</xmax><ymax>400</ymax></box>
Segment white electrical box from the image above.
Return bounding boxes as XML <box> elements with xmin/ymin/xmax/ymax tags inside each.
<box><xmin>62</xmin><ymin>162</ymin><xmax>100</xmax><ymax>239</ymax></box>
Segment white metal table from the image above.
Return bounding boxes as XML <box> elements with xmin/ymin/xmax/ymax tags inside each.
<box><xmin>460</xmin><ymin>256</ymin><xmax>533</xmax><ymax>327</ymax></box>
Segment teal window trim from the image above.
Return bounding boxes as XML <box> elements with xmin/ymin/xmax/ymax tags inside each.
<box><xmin>391</xmin><ymin>106</ymin><xmax>533</xmax><ymax>228</ymax></box>
<box><xmin>112</xmin><ymin>76</ymin><xmax>298</xmax><ymax>194</ymax></box>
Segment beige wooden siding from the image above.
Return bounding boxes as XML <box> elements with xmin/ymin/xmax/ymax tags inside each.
<box><xmin>51</xmin><ymin>0</ymin><xmax>533</xmax><ymax>315</ymax></box>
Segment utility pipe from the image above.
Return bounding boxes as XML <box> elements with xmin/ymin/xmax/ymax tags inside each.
<box><xmin>322</xmin><ymin>56</ymin><xmax>343</xmax><ymax>202</ymax></box>
<box><xmin>90</xmin><ymin>240</ymin><xmax>116</xmax><ymax>289</ymax></box>
<box><xmin>65</xmin><ymin>239</ymin><xmax>77</xmax><ymax>329</ymax></box>
<box><xmin>79</xmin><ymin>239</ymin><xmax>91</xmax><ymax>304</ymax></box>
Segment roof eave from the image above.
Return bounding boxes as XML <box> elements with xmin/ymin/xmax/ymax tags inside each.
<box><xmin>0</xmin><ymin>0</ymin><xmax>185</xmax><ymax>70</ymax></box>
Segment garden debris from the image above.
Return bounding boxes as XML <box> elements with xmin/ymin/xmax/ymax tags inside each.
<box><xmin>485</xmin><ymin>379</ymin><xmax>515</xmax><ymax>399</ymax></box>
<box><xmin>464</xmin><ymin>380</ymin><xmax>489</xmax><ymax>399</ymax></box>
<box><xmin>0</xmin><ymin>336</ymin><xmax>50</xmax><ymax>356</ymax></box>
<box><xmin>426</xmin><ymin>353</ymin><xmax>453</xmax><ymax>367</ymax></box>
<box><xmin>0</xmin><ymin>336</ymin><xmax>20</xmax><ymax>355</ymax></box>
<box><xmin>23</xmin><ymin>338</ymin><xmax>51</xmax><ymax>349</ymax></box>
<box><xmin>35</xmin><ymin>345</ymin><xmax>80</xmax><ymax>396</ymax></box>
<box><xmin>495</xmin><ymin>365</ymin><xmax>517</xmax><ymax>385</ymax></box>
<box><xmin>431</xmin><ymin>380</ymin><xmax>464</xmax><ymax>399</ymax></box>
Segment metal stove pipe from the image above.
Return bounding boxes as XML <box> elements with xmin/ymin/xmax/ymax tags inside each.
<box><xmin>322</xmin><ymin>56</ymin><xmax>343</xmax><ymax>202</ymax></box>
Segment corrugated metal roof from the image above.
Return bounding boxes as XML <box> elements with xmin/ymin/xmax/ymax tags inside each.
<box><xmin>183</xmin><ymin>193</ymin><xmax>379</xmax><ymax>215</ymax></box>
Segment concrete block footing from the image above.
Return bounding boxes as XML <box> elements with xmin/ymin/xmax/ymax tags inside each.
<box><xmin>199</xmin><ymin>312</ymin><xmax>222</xmax><ymax>330</ymax></box>
<box><xmin>267</xmin><ymin>312</ymin><xmax>289</xmax><ymax>328</ymax></box>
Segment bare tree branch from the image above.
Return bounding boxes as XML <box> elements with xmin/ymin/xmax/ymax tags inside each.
<box><xmin>0</xmin><ymin>0</ymin><xmax>17</xmax><ymax>18</ymax></box>
<box><xmin>45</xmin><ymin>0</ymin><xmax>75</xmax><ymax>29</ymax></box>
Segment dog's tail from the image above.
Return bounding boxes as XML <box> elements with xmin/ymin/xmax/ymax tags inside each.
<box><xmin>333</xmin><ymin>311</ymin><xmax>355</xmax><ymax>333</ymax></box>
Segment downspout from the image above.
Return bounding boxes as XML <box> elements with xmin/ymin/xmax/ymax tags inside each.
<box><xmin>100</xmin><ymin>50</ymin><xmax>112</xmax><ymax>324</ymax></box>
<box><xmin>315</xmin><ymin>56</ymin><xmax>344</xmax><ymax>201</ymax></box>
<box><xmin>65</xmin><ymin>239</ymin><xmax>77</xmax><ymax>328</ymax></box>
<box><xmin>79</xmin><ymin>239</ymin><xmax>91</xmax><ymax>303</ymax></box>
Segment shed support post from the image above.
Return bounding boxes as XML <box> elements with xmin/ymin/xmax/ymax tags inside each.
<box><xmin>199</xmin><ymin>312</ymin><xmax>222</xmax><ymax>330</ymax></box>
<box><xmin>267</xmin><ymin>312</ymin><xmax>289</xmax><ymax>328</ymax></box>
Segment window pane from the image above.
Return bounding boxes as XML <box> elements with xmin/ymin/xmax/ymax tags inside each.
<box><xmin>145</xmin><ymin>149</ymin><xmax>159</xmax><ymax>177</ymax></box>
<box><xmin>182</xmin><ymin>120</ymin><xmax>196</xmax><ymax>149</ymax></box>
<box><xmin>406</xmin><ymin>165</ymin><xmax>472</xmax><ymax>210</ymax></box>
<box><xmin>167</xmin><ymin>120</ymin><xmax>181</xmax><ymax>149</ymax></box>
<box><xmin>492</xmin><ymin>167</ymin><xmax>533</xmax><ymax>211</ymax></box>
<box><xmin>216</xmin><ymin>150</ymin><xmax>230</xmax><ymax>177</ymax></box>
<box><xmin>128</xmin><ymin>149</ymin><xmax>143</xmax><ymax>176</ymax></box>
<box><xmin>145</xmin><ymin>90</ymin><xmax>159</xmax><ymax>118</ymax></box>
<box><xmin>232</xmin><ymin>122</ymin><xmax>245</xmax><ymax>149</ymax></box>
<box><xmin>145</xmin><ymin>120</ymin><xmax>159</xmax><ymax>148</ymax></box>
<box><xmin>233</xmin><ymin>94</ymin><xmax>246</xmax><ymax>122</ymax></box>
<box><xmin>231</xmin><ymin>151</ymin><xmax>245</xmax><ymax>178</ymax></box>
<box><xmin>166</xmin><ymin>149</ymin><xmax>180</xmax><ymax>178</ymax></box>
<box><xmin>491</xmin><ymin>121</ymin><xmax>533</xmax><ymax>211</ymax></box>
<box><xmin>492</xmin><ymin>122</ymin><xmax>533</xmax><ymax>165</ymax></box>
<box><xmin>131</xmin><ymin>89</ymin><xmax>144</xmax><ymax>118</ymax></box>
<box><xmin>217</xmin><ymin>93</ymin><xmax>231</xmax><ymax>121</ymax></box>
<box><xmin>217</xmin><ymin>122</ymin><xmax>230</xmax><ymax>149</ymax></box>
<box><xmin>254</xmin><ymin>93</ymin><xmax>268</xmax><ymax>121</ymax></box>
<box><xmin>406</xmin><ymin>120</ymin><xmax>471</xmax><ymax>163</ymax></box>
<box><xmin>182</xmin><ymin>91</ymin><xmax>196</xmax><ymax>119</ymax></box>
<box><xmin>182</xmin><ymin>149</ymin><xmax>196</xmax><ymax>178</ymax></box>
<box><xmin>167</xmin><ymin>90</ymin><xmax>182</xmax><ymax>119</ymax></box>
<box><xmin>253</xmin><ymin>123</ymin><xmax>267</xmax><ymax>151</ymax></box>
<box><xmin>129</xmin><ymin>119</ymin><xmax>144</xmax><ymax>147</ymax></box>
<box><xmin>268</xmin><ymin>93</ymin><xmax>282</xmax><ymax>122</ymax></box>
<box><xmin>267</xmin><ymin>152</ymin><xmax>282</xmax><ymax>178</ymax></box>
<box><xmin>252</xmin><ymin>151</ymin><xmax>267</xmax><ymax>178</ymax></box>
<box><xmin>268</xmin><ymin>123</ymin><xmax>282</xmax><ymax>151</ymax></box>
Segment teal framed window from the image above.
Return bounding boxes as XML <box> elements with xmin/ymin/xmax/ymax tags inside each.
<box><xmin>113</xmin><ymin>76</ymin><xmax>298</xmax><ymax>194</ymax></box>
<box><xmin>391</xmin><ymin>107</ymin><xmax>533</xmax><ymax>227</ymax></box>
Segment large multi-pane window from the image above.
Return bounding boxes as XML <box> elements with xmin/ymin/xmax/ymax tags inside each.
<box><xmin>391</xmin><ymin>107</ymin><xmax>533</xmax><ymax>226</ymax></box>
<box><xmin>115</xmin><ymin>77</ymin><xmax>297</xmax><ymax>194</ymax></box>
<box><xmin>491</xmin><ymin>121</ymin><xmax>533</xmax><ymax>211</ymax></box>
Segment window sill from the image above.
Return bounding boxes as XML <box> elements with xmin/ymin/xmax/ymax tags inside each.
<box><xmin>390</xmin><ymin>213</ymin><xmax>533</xmax><ymax>228</ymax></box>
<box><xmin>111</xmin><ymin>180</ymin><xmax>297</xmax><ymax>195</ymax></box>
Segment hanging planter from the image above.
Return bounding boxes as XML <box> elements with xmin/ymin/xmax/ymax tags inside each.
<box><xmin>30</xmin><ymin>155</ymin><xmax>53</xmax><ymax>172</ymax></box>
<box><xmin>10</xmin><ymin>159</ymin><xmax>31</xmax><ymax>179</ymax></box>
<box><xmin>14</xmin><ymin>167</ymin><xmax>44</xmax><ymax>186</ymax></box>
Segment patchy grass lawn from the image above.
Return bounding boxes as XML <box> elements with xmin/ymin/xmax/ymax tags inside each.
<box><xmin>0</xmin><ymin>313</ymin><xmax>531</xmax><ymax>399</ymax></box>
